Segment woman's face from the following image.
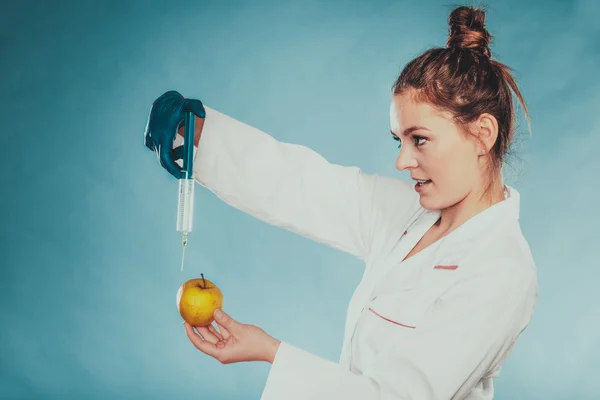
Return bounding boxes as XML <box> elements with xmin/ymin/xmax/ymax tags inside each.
<box><xmin>389</xmin><ymin>92</ymin><xmax>484</xmax><ymax>211</ymax></box>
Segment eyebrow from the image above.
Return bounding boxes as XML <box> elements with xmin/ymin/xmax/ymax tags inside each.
<box><xmin>390</xmin><ymin>126</ymin><xmax>430</xmax><ymax>138</ymax></box>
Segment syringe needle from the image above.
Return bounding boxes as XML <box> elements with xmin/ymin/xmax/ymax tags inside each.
<box><xmin>180</xmin><ymin>243</ymin><xmax>186</xmax><ymax>272</ymax></box>
<box><xmin>180</xmin><ymin>233</ymin><xmax>187</xmax><ymax>272</ymax></box>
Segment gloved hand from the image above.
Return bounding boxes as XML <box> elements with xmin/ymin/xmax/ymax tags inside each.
<box><xmin>144</xmin><ymin>90</ymin><xmax>206</xmax><ymax>179</ymax></box>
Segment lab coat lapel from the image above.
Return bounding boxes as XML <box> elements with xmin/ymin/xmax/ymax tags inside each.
<box><xmin>369</xmin><ymin>209</ymin><xmax>442</xmax><ymax>298</ymax></box>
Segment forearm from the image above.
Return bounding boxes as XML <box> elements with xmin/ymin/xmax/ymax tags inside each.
<box><xmin>183</xmin><ymin>106</ymin><xmax>379</xmax><ymax>261</ymax></box>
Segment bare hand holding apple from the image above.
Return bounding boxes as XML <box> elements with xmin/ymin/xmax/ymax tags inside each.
<box><xmin>177</xmin><ymin>274</ymin><xmax>281</xmax><ymax>364</ymax></box>
<box><xmin>184</xmin><ymin>309</ymin><xmax>281</xmax><ymax>364</ymax></box>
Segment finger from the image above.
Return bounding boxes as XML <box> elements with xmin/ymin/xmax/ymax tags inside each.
<box><xmin>183</xmin><ymin>98</ymin><xmax>206</xmax><ymax>119</ymax></box>
<box><xmin>184</xmin><ymin>322</ymin><xmax>222</xmax><ymax>359</ymax></box>
<box><xmin>208</xmin><ymin>324</ymin><xmax>224</xmax><ymax>341</ymax></box>
<box><xmin>159</xmin><ymin>145</ymin><xmax>183</xmax><ymax>179</ymax></box>
<box><xmin>214</xmin><ymin>320</ymin><xmax>231</xmax><ymax>340</ymax></box>
<box><xmin>171</xmin><ymin>145</ymin><xmax>185</xmax><ymax>161</ymax></box>
<box><xmin>196</xmin><ymin>326</ymin><xmax>220</xmax><ymax>344</ymax></box>
<box><xmin>143</xmin><ymin>107</ymin><xmax>156</xmax><ymax>151</ymax></box>
<box><xmin>144</xmin><ymin>126</ymin><xmax>156</xmax><ymax>151</ymax></box>
<box><xmin>145</xmin><ymin>137</ymin><xmax>155</xmax><ymax>151</ymax></box>
<box><xmin>213</xmin><ymin>309</ymin><xmax>241</xmax><ymax>336</ymax></box>
<box><xmin>156</xmin><ymin>90</ymin><xmax>183</xmax><ymax>105</ymax></box>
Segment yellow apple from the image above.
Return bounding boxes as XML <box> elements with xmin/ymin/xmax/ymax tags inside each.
<box><xmin>177</xmin><ymin>274</ymin><xmax>223</xmax><ymax>326</ymax></box>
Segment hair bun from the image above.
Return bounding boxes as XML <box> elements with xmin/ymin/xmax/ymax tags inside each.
<box><xmin>446</xmin><ymin>6</ymin><xmax>492</xmax><ymax>58</ymax></box>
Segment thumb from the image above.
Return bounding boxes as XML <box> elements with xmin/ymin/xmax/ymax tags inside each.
<box><xmin>214</xmin><ymin>309</ymin><xmax>239</xmax><ymax>332</ymax></box>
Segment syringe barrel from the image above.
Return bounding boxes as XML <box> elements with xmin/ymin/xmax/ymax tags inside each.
<box><xmin>177</xmin><ymin>178</ymin><xmax>195</xmax><ymax>233</ymax></box>
<box><xmin>177</xmin><ymin>111</ymin><xmax>196</xmax><ymax>233</ymax></box>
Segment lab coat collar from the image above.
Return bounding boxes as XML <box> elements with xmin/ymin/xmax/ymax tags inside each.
<box><xmin>419</xmin><ymin>185</ymin><xmax>521</xmax><ymax>262</ymax></box>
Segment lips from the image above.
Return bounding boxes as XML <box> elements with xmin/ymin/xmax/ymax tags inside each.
<box><xmin>413</xmin><ymin>178</ymin><xmax>432</xmax><ymax>192</ymax></box>
<box><xmin>413</xmin><ymin>178</ymin><xmax>432</xmax><ymax>186</ymax></box>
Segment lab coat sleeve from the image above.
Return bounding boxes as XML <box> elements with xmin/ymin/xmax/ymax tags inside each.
<box><xmin>260</xmin><ymin>262</ymin><xmax>537</xmax><ymax>400</ymax></box>
<box><xmin>187</xmin><ymin>106</ymin><xmax>415</xmax><ymax>261</ymax></box>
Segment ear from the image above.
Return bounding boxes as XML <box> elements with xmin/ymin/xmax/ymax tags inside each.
<box><xmin>476</xmin><ymin>113</ymin><xmax>499</xmax><ymax>155</ymax></box>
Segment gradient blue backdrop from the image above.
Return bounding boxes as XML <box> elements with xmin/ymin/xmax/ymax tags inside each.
<box><xmin>1</xmin><ymin>0</ymin><xmax>598</xmax><ymax>398</ymax></box>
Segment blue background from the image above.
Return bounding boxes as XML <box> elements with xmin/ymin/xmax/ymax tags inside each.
<box><xmin>1</xmin><ymin>0</ymin><xmax>598</xmax><ymax>398</ymax></box>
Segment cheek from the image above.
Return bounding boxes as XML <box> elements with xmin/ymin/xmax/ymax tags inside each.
<box><xmin>428</xmin><ymin>145</ymin><xmax>477</xmax><ymax>193</ymax></box>
<box><xmin>445</xmin><ymin>157</ymin><xmax>476</xmax><ymax>186</ymax></box>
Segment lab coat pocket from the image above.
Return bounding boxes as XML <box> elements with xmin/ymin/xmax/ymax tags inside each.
<box><xmin>365</xmin><ymin>292</ymin><xmax>426</xmax><ymax>332</ymax></box>
<box><xmin>367</xmin><ymin>305</ymin><xmax>418</xmax><ymax>329</ymax></box>
<box><xmin>353</xmin><ymin>292</ymin><xmax>428</xmax><ymax>367</ymax></box>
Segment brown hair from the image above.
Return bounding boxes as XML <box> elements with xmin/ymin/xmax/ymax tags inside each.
<box><xmin>392</xmin><ymin>5</ymin><xmax>531</xmax><ymax>196</ymax></box>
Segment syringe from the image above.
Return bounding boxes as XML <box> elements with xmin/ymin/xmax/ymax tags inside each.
<box><xmin>177</xmin><ymin>111</ymin><xmax>196</xmax><ymax>271</ymax></box>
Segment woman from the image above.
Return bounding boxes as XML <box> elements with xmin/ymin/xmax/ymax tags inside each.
<box><xmin>144</xmin><ymin>5</ymin><xmax>538</xmax><ymax>399</ymax></box>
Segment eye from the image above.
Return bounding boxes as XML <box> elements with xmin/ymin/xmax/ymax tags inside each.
<box><xmin>413</xmin><ymin>135</ymin><xmax>427</xmax><ymax>146</ymax></box>
<box><xmin>391</xmin><ymin>133</ymin><xmax>427</xmax><ymax>149</ymax></box>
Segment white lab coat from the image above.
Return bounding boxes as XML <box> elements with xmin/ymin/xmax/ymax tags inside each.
<box><xmin>179</xmin><ymin>106</ymin><xmax>538</xmax><ymax>400</ymax></box>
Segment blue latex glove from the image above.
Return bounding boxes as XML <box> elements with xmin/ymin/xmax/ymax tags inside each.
<box><xmin>144</xmin><ymin>90</ymin><xmax>206</xmax><ymax>179</ymax></box>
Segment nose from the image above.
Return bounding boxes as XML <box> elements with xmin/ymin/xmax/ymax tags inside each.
<box><xmin>395</xmin><ymin>145</ymin><xmax>417</xmax><ymax>171</ymax></box>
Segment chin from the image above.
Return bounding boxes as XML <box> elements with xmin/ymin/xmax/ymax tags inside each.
<box><xmin>418</xmin><ymin>196</ymin><xmax>441</xmax><ymax>211</ymax></box>
<box><xmin>417</xmin><ymin>192</ymin><xmax>452</xmax><ymax>211</ymax></box>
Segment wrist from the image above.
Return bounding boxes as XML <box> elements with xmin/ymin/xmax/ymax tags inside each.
<box><xmin>265</xmin><ymin>337</ymin><xmax>281</xmax><ymax>364</ymax></box>
<box><xmin>193</xmin><ymin>115</ymin><xmax>204</xmax><ymax>147</ymax></box>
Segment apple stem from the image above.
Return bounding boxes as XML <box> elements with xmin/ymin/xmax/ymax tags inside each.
<box><xmin>201</xmin><ymin>273</ymin><xmax>206</xmax><ymax>289</ymax></box>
